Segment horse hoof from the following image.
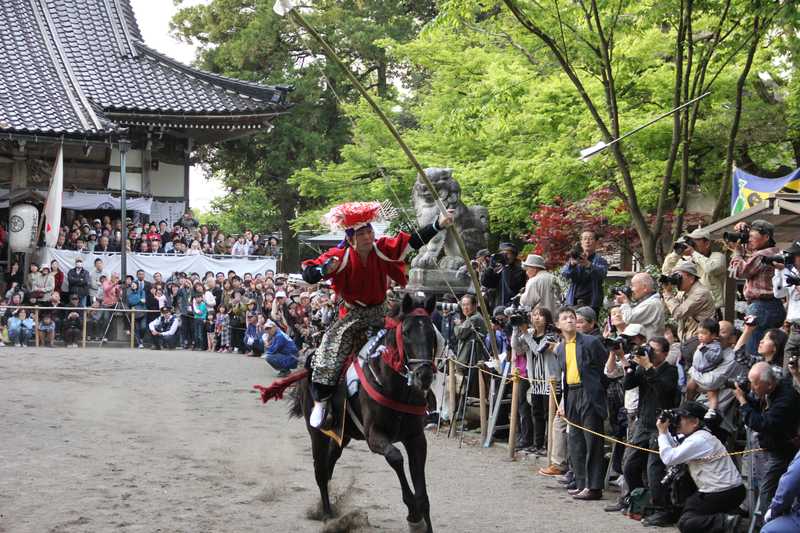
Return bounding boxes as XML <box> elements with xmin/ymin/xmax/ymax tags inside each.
<box><xmin>407</xmin><ymin>518</ymin><xmax>427</xmax><ymax>533</ymax></box>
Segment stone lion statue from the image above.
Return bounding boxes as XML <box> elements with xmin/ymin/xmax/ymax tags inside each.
<box><xmin>410</xmin><ymin>168</ymin><xmax>488</xmax><ymax>272</ymax></box>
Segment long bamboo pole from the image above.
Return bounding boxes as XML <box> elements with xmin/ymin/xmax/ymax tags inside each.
<box><xmin>286</xmin><ymin>9</ymin><xmax>499</xmax><ymax>363</ymax></box>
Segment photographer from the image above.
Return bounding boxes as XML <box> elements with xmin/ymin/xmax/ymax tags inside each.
<box><xmin>663</xmin><ymin>229</ymin><xmax>727</xmax><ymax>313</ymax></box>
<box><xmin>773</xmin><ymin>241</ymin><xmax>800</xmax><ymax>366</ymax></box>
<box><xmin>662</xmin><ymin>262</ymin><xmax>715</xmax><ymax>347</ymax></box>
<box><xmin>615</xmin><ymin>273</ymin><xmax>665</xmax><ymax>339</ymax></box>
<box><xmin>613</xmin><ymin>337</ymin><xmax>679</xmax><ymax>526</ymax></box>
<box><xmin>511</xmin><ymin>306</ymin><xmax>560</xmax><ymax>453</ymax></box>
<box><xmin>561</xmin><ymin>230</ymin><xmax>609</xmax><ymax>313</ymax></box>
<box><xmin>734</xmin><ymin>361</ymin><xmax>800</xmax><ymax>523</ymax></box>
<box><xmin>762</xmin><ymin>445</ymin><xmax>800</xmax><ymax>533</ymax></box>
<box><xmin>481</xmin><ymin>243</ymin><xmax>526</xmax><ymax>307</ymax></box>
<box><xmin>519</xmin><ymin>254</ymin><xmax>559</xmax><ymax>315</ymax></box>
<box><xmin>728</xmin><ymin>220</ymin><xmax>786</xmax><ymax>355</ymax></box>
<box><xmin>657</xmin><ymin>401</ymin><xmax>745</xmax><ymax>533</ymax></box>
<box><xmin>604</xmin><ymin>324</ymin><xmax>647</xmax><ymax>477</ymax></box>
<box><xmin>453</xmin><ymin>294</ymin><xmax>488</xmax><ymax>402</ymax></box>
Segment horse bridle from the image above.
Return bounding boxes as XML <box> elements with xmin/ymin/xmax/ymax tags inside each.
<box><xmin>393</xmin><ymin>307</ymin><xmax>436</xmax><ymax>382</ymax></box>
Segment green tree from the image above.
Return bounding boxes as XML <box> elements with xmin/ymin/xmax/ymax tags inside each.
<box><xmin>172</xmin><ymin>0</ymin><xmax>436</xmax><ymax>268</ymax></box>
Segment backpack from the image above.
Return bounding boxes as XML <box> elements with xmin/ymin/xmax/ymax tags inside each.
<box><xmin>625</xmin><ymin>488</ymin><xmax>652</xmax><ymax>520</ymax></box>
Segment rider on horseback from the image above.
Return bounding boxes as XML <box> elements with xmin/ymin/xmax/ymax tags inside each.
<box><xmin>301</xmin><ymin>201</ymin><xmax>454</xmax><ymax>428</ymax></box>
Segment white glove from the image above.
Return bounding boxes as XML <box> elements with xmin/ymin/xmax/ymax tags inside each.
<box><xmin>764</xmin><ymin>509</ymin><xmax>773</xmax><ymax>523</ymax></box>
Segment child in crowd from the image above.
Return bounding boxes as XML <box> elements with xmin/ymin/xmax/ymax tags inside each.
<box><xmin>192</xmin><ymin>293</ymin><xmax>208</xmax><ymax>350</ymax></box>
<box><xmin>8</xmin><ymin>309</ymin><xmax>35</xmax><ymax>346</ymax></box>
<box><xmin>37</xmin><ymin>314</ymin><xmax>56</xmax><ymax>347</ymax></box>
<box><xmin>215</xmin><ymin>305</ymin><xmax>230</xmax><ymax>352</ymax></box>
<box><xmin>206</xmin><ymin>312</ymin><xmax>216</xmax><ymax>352</ymax></box>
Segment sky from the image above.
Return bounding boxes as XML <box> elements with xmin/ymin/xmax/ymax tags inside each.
<box><xmin>129</xmin><ymin>0</ymin><xmax>224</xmax><ymax>212</ymax></box>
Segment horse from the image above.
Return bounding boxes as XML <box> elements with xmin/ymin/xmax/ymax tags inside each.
<box><xmin>260</xmin><ymin>293</ymin><xmax>438</xmax><ymax>532</ymax></box>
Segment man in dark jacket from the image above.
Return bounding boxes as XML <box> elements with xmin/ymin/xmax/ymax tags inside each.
<box><xmin>561</xmin><ymin>230</ymin><xmax>609</xmax><ymax>314</ymax></box>
<box><xmin>481</xmin><ymin>242</ymin><xmax>526</xmax><ymax>308</ymax></box>
<box><xmin>556</xmin><ymin>306</ymin><xmax>608</xmax><ymax>500</ymax></box>
<box><xmin>735</xmin><ymin>362</ymin><xmax>800</xmax><ymax>524</ymax></box>
<box><xmin>614</xmin><ymin>336</ymin><xmax>680</xmax><ymax>525</ymax></box>
<box><xmin>67</xmin><ymin>258</ymin><xmax>91</xmax><ymax>307</ymax></box>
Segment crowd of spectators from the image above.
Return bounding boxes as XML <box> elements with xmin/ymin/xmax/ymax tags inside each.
<box><xmin>49</xmin><ymin>209</ymin><xmax>281</xmax><ymax>257</ymax></box>
<box><xmin>435</xmin><ymin>223</ymin><xmax>800</xmax><ymax>532</ymax></box>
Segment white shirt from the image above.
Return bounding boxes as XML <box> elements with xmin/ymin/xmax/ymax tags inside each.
<box><xmin>619</xmin><ymin>292</ymin><xmax>665</xmax><ymax>340</ymax></box>
<box><xmin>658</xmin><ymin>429</ymin><xmax>742</xmax><ymax>493</ymax></box>
<box><xmin>773</xmin><ymin>266</ymin><xmax>800</xmax><ymax>323</ymax></box>
<box><xmin>148</xmin><ymin>314</ymin><xmax>180</xmax><ymax>336</ymax></box>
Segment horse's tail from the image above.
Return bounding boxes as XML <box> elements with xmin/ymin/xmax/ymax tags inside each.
<box><xmin>253</xmin><ymin>368</ymin><xmax>309</xmax><ymax>407</ymax></box>
<box><xmin>288</xmin><ymin>377</ymin><xmax>307</xmax><ymax>419</ymax></box>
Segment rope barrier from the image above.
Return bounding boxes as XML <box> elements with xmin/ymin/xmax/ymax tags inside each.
<box><xmin>545</xmin><ymin>387</ymin><xmax>764</xmax><ymax>461</ymax></box>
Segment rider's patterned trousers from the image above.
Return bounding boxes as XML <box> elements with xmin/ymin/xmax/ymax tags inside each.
<box><xmin>311</xmin><ymin>303</ymin><xmax>385</xmax><ymax>387</ymax></box>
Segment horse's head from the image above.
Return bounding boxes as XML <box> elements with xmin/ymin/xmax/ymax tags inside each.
<box><xmin>398</xmin><ymin>293</ymin><xmax>437</xmax><ymax>392</ymax></box>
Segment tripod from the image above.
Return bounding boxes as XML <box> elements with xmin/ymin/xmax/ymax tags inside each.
<box><xmin>98</xmin><ymin>298</ymin><xmax>129</xmax><ymax>346</ymax></box>
<box><xmin>449</xmin><ymin>338</ymin><xmax>477</xmax><ymax>444</ymax></box>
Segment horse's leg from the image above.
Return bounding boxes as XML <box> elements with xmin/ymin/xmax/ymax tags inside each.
<box><xmin>367</xmin><ymin>431</ymin><xmax>420</xmax><ymax>525</ymax></box>
<box><xmin>311</xmin><ymin>431</ymin><xmax>334</xmax><ymax>518</ymax></box>
<box><xmin>405</xmin><ymin>433</ymin><xmax>432</xmax><ymax>533</ymax></box>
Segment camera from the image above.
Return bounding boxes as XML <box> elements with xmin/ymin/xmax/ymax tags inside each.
<box><xmin>504</xmin><ymin>305</ymin><xmax>530</xmax><ymax>327</ymax></box>
<box><xmin>491</xmin><ymin>252</ymin><xmax>507</xmax><ymax>266</ymax></box>
<box><xmin>659</xmin><ymin>273</ymin><xmax>682</xmax><ymax>287</ymax></box>
<box><xmin>762</xmin><ymin>253</ymin><xmax>792</xmax><ymax>266</ymax></box>
<box><xmin>787</xmin><ymin>274</ymin><xmax>800</xmax><ymax>287</ymax></box>
<box><xmin>569</xmin><ymin>245</ymin><xmax>583</xmax><ymax>261</ymax></box>
<box><xmin>603</xmin><ymin>335</ymin><xmax>626</xmax><ymax>352</ymax></box>
<box><xmin>609</xmin><ymin>285</ymin><xmax>633</xmax><ymax>299</ymax></box>
<box><xmin>673</xmin><ymin>236</ymin><xmax>696</xmax><ymax>255</ymax></box>
<box><xmin>437</xmin><ymin>302</ymin><xmax>459</xmax><ymax>313</ymax></box>
<box><xmin>723</xmin><ymin>376</ymin><xmax>750</xmax><ymax>394</ymax></box>
<box><xmin>632</xmin><ymin>344</ymin><xmax>655</xmax><ymax>360</ymax></box>
<box><xmin>723</xmin><ymin>226</ymin><xmax>749</xmax><ymax>244</ymax></box>
<box><xmin>657</xmin><ymin>408</ymin><xmax>679</xmax><ymax>424</ymax></box>
<box><xmin>661</xmin><ymin>464</ymin><xmax>687</xmax><ymax>486</ymax></box>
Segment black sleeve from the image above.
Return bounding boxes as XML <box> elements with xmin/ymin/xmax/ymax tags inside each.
<box><xmin>408</xmin><ymin>223</ymin><xmax>440</xmax><ymax>250</ymax></box>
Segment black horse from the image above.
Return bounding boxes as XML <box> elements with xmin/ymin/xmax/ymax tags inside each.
<box><xmin>289</xmin><ymin>293</ymin><xmax>437</xmax><ymax>532</ymax></box>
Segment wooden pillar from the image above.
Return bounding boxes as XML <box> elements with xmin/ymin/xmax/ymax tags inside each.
<box><xmin>478</xmin><ymin>362</ymin><xmax>488</xmax><ymax>443</ymax></box>
<box><xmin>183</xmin><ymin>137</ymin><xmax>193</xmax><ymax>208</ymax></box>
<box><xmin>130</xmin><ymin>310</ymin><xmax>135</xmax><ymax>348</ymax></box>
<box><xmin>547</xmin><ymin>379</ymin><xmax>557</xmax><ymax>467</ymax></box>
<box><xmin>34</xmin><ymin>308</ymin><xmax>39</xmax><ymax>347</ymax></box>
<box><xmin>82</xmin><ymin>310</ymin><xmax>87</xmax><ymax>349</ymax></box>
<box><xmin>507</xmin><ymin>368</ymin><xmax>520</xmax><ymax>459</ymax></box>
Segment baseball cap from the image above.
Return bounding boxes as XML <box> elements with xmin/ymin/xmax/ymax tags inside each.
<box><xmin>673</xmin><ymin>400</ymin><xmax>708</xmax><ymax>420</ymax></box>
<box><xmin>620</xmin><ymin>324</ymin><xmax>645</xmax><ymax>338</ymax></box>
<box><xmin>265</xmin><ymin>319</ymin><xmax>277</xmax><ymax>328</ymax></box>
<box><xmin>575</xmin><ymin>306</ymin><xmax>597</xmax><ymax>323</ymax></box>
<box><xmin>672</xmin><ymin>261</ymin><xmax>699</xmax><ymax>278</ymax></box>
<box><xmin>498</xmin><ymin>242</ymin><xmax>518</xmax><ymax>253</ymax></box>
<box><xmin>686</xmin><ymin>228</ymin><xmax>711</xmax><ymax>240</ymax></box>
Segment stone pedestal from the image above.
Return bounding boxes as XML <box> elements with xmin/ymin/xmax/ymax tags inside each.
<box><xmin>406</xmin><ymin>267</ymin><xmax>470</xmax><ymax>295</ymax></box>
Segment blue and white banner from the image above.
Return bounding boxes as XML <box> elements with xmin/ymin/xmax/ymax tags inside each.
<box><xmin>731</xmin><ymin>167</ymin><xmax>800</xmax><ymax>214</ymax></box>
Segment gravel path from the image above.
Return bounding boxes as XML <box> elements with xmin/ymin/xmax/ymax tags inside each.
<box><xmin>0</xmin><ymin>347</ymin><xmax>672</xmax><ymax>532</ymax></box>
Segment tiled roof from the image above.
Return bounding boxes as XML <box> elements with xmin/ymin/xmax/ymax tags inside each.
<box><xmin>0</xmin><ymin>0</ymin><xmax>290</xmax><ymax>136</ymax></box>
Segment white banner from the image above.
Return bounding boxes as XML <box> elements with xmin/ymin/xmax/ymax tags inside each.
<box><xmin>149</xmin><ymin>200</ymin><xmax>185</xmax><ymax>227</ymax></box>
<box><xmin>41</xmin><ymin>248</ymin><xmax>277</xmax><ymax>282</ymax></box>
<box><xmin>0</xmin><ymin>190</ymin><xmax>153</xmax><ymax>214</ymax></box>
<box><xmin>43</xmin><ymin>146</ymin><xmax>64</xmax><ymax>246</ymax></box>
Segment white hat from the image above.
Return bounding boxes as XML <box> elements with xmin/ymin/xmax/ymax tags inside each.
<box><xmin>40</xmin><ymin>263</ymin><xmax>50</xmax><ymax>270</ymax></box>
<box><xmin>686</xmin><ymin>228</ymin><xmax>711</xmax><ymax>240</ymax></box>
<box><xmin>521</xmin><ymin>254</ymin><xmax>546</xmax><ymax>270</ymax></box>
<box><xmin>621</xmin><ymin>324</ymin><xmax>645</xmax><ymax>338</ymax></box>
<box><xmin>265</xmin><ymin>319</ymin><xmax>277</xmax><ymax>328</ymax></box>
<box><xmin>275</xmin><ymin>290</ymin><xmax>286</xmax><ymax>298</ymax></box>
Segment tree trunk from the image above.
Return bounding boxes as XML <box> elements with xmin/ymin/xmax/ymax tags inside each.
<box><xmin>712</xmin><ymin>15</ymin><xmax>761</xmax><ymax>221</ymax></box>
<box><xmin>277</xmin><ymin>192</ymin><xmax>299</xmax><ymax>272</ymax></box>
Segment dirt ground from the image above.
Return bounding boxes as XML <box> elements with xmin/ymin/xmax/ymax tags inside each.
<box><xmin>0</xmin><ymin>347</ymin><xmax>671</xmax><ymax>532</ymax></box>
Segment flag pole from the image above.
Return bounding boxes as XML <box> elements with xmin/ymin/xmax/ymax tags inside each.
<box><xmin>278</xmin><ymin>4</ymin><xmax>500</xmax><ymax>361</ymax></box>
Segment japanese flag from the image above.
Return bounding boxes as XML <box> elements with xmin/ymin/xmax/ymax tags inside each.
<box><xmin>273</xmin><ymin>0</ymin><xmax>298</xmax><ymax>16</ymax></box>
<box><xmin>43</xmin><ymin>145</ymin><xmax>63</xmax><ymax>247</ymax></box>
